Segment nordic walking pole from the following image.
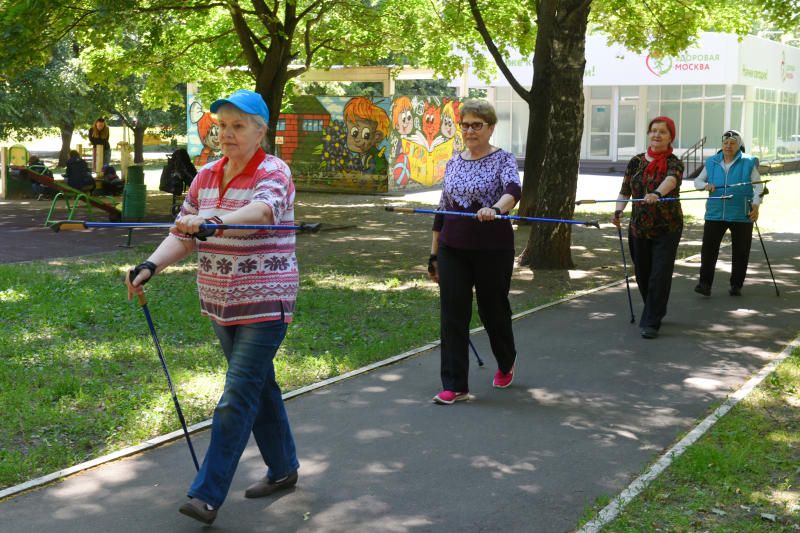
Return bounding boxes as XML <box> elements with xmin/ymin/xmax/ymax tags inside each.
<box><xmin>385</xmin><ymin>207</ymin><xmax>600</xmax><ymax>228</ymax></box>
<box><xmin>754</xmin><ymin>220</ymin><xmax>780</xmax><ymax>296</ymax></box>
<box><xmin>468</xmin><ymin>339</ymin><xmax>484</xmax><ymax>367</ymax></box>
<box><xmin>50</xmin><ymin>220</ymin><xmax>322</xmax><ymax>233</ymax></box>
<box><xmin>575</xmin><ymin>195</ymin><xmax>732</xmax><ymax>205</ymax></box>
<box><xmin>616</xmin><ymin>225</ymin><xmax>635</xmax><ymax>323</ymax></box>
<box><xmin>715</xmin><ymin>179</ymin><xmax>771</xmax><ymax>189</ymax></box>
<box><xmin>129</xmin><ymin>272</ymin><xmax>200</xmax><ymax>471</ymax></box>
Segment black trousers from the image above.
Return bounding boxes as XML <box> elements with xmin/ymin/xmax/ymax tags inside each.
<box><xmin>698</xmin><ymin>220</ymin><xmax>753</xmax><ymax>290</ymax></box>
<box><xmin>628</xmin><ymin>228</ymin><xmax>682</xmax><ymax>330</ymax></box>
<box><xmin>437</xmin><ymin>245</ymin><xmax>516</xmax><ymax>392</ymax></box>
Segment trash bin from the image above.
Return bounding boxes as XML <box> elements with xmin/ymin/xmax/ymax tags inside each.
<box><xmin>122</xmin><ymin>182</ymin><xmax>146</xmax><ymax>221</ymax></box>
<box><xmin>126</xmin><ymin>164</ymin><xmax>145</xmax><ymax>185</ymax></box>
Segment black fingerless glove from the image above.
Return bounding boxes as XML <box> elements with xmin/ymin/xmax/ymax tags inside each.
<box><xmin>129</xmin><ymin>260</ymin><xmax>158</xmax><ymax>284</ymax></box>
<box><xmin>428</xmin><ymin>254</ymin><xmax>437</xmax><ymax>275</ymax></box>
<box><xmin>193</xmin><ymin>216</ymin><xmax>223</xmax><ymax>241</ymax></box>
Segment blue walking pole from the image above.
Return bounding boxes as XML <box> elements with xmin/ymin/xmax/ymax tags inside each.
<box><xmin>468</xmin><ymin>338</ymin><xmax>484</xmax><ymax>367</ymax></box>
<box><xmin>130</xmin><ymin>273</ymin><xmax>200</xmax><ymax>471</ymax></box>
<box><xmin>385</xmin><ymin>206</ymin><xmax>600</xmax><ymax>228</ymax></box>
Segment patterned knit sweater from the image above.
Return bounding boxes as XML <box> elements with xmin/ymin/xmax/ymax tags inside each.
<box><xmin>172</xmin><ymin>148</ymin><xmax>298</xmax><ymax>325</ymax></box>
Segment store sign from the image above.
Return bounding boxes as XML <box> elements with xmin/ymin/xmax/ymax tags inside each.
<box><xmin>645</xmin><ymin>52</ymin><xmax>721</xmax><ymax>77</ymax></box>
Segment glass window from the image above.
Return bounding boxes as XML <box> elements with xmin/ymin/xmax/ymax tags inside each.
<box><xmin>646</xmin><ymin>102</ymin><xmax>660</xmax><ymax>121</ymax></box>
<box><xmin>590</xmin><ymin>135</ymin><xmax>610</xmax><ymax>157</ymax></box>
<box><xmin>276</xmin><ymin>119</ymin><xmax>286</xmax><ymax>131</ymax></box>
<box><xmin>492</xmin><ymin>100</ymin><xmax>512</xmax><ymax>152</ymax></box>
<box><xmin>732</xmin><ymin>85</ymin><xmax>746</xmax><ymax>97</ymax></box>
<box><xmin>682</xmin><ymin>85</ymin><xmax>702</xmax><ymax>99</ymax></box>
<box><xmin>591</xmin><ymin>86</ymin><xmax>612</xmax><ymax>99</ymax></box>
<box><xmin>618</xmin><ymin>105</ymin><xmax>636</xmax><ymax>134</ymax></box>
<box><xmin>590</xmin><ymin>105</ymin><xmax>611</xmax><ymax>133</ymax></box>
<box><xmin>662</xmin><ymin>86</ymin><xmax>681</xmax><ymax>100</ymax></box>
<box><xmin>730</xmin><ymin>102</ymin><xmax>743</xmax><ymax>132</ymax></box>
<box><xmin>660</xmin><ymin>103</ymin><xmax>680</xmax><ymax>130</ymax></box>
<box><xmin>511</xmin><ymin>100</ymin><xmax>529</xmax><ymax>156</ymax></box>
<box><xmin>619</xmin><ymin>86</ymin><xmax>639</xmax><ymax>99</ymax></box>
<box><xmin>646</xmin><ymin>86</ymin><xmax>660</xmax><ymax>101</ymax></box>
<box><xmin>495</xmin><ymin>86</ymin><xmax>512</xmax><ymax>100</ymax></box>
<box><xmin>703</xmin><ymin>102</ymin><xmax>724</xmax><ymax>144</ymax></box>
<box><xmin>680</xmin><ymin>102</ymin><xmax>702</xmax><ymax>149</ymax></box>
<box><xmin>704</xmin><ymin>85</ymin><xmax>725</xmax><ymax>98</ymax></box>
<box><xmin>302</xmin><ymin>119</ymin><xmax>323</xmax><ymax>132</ymax></box>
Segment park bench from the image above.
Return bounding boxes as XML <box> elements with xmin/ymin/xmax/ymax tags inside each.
<box><xmin>19</xmin><ymin>167</ymin><xmax>122</xmax><ymax>224</ymax></box>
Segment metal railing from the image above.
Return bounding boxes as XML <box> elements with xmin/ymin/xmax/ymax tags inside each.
<box><xmin>680</xmin><ymin>136</ymin><xmax>706</xmax><ymax>180</ymax></box>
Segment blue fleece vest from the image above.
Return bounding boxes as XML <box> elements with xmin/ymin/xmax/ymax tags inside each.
<box><xmin>703</xmin><ymin>152</ymin><xmax>758</xmax><ymax>222</ymax></box>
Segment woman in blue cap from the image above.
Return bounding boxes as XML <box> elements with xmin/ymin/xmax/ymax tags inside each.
<box><xmin>126</xmin><ymin>89</ymin><xmax>300</xmax><ymax>525</ymax></box>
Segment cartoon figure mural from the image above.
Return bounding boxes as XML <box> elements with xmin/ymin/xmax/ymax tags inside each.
<box><xmin>186</xmin><ymin>84</ymin><xmax>221</xmax><ymax>167</ymax></box>
<box><xmin>189</xmin><ymin>102</ymin><xmax>221</xmax><ymax>167</ymax></box>
<box><xmin>389</xmin><ymin>96</ymin><xmax>463</xmax><ymax>188</ymax></box>
<box><xmin>342</xmin><ymin>97</ymin><xmax>389</xmax><ymax>175</ymax></box>
<box><xmin>278</xmin><ymin>95</ymin><xmax>391</xmax><ymax>193</ymax></box>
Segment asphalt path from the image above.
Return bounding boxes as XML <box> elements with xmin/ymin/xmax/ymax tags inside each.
<box><xmin>1</xmin><ymin>225</ymin><xmax>797</xmax><ymax>531</ymax></box>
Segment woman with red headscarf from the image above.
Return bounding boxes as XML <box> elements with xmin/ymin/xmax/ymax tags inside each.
<box><xmin>612</xmin><ymin>116</ymin><xmax>684</xmax><ymax>339</ymax></box>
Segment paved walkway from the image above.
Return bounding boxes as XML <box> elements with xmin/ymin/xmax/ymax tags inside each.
<box><xmin>0</xmin><ymin>196</ymin><xmax>797</xmax><ymax>532</ymax></box>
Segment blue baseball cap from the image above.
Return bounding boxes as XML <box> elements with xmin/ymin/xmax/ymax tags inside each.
<box><xmin>210</xmin><ymin>89</ymin><xmax>270</xmax><ymax>124</ymax></box>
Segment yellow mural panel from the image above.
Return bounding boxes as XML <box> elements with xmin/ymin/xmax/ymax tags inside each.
<box><xmin>401</xmin><ymin>138</ymin><xmax>455</xmax><ymax>187</ymax></box>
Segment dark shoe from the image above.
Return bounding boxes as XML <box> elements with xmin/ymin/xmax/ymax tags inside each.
<box><xmin>179</xmin><ymin>498</ymin><xmax>217</xmax><ymax>525</ymax></box>
<box><xmin>729</xmin><ymin>286</ymin><xmax>742</xmax><ymax>296</ymax></box>
<box><xmin>245</xmin><ymin>471</ymin><xmax>298</xmax><ymax>498</ymax></box>
<box><xmin>694</xmin><ymin>283</ymin><xmax>711</xmax><ymax>296</ymax></box>
<box><xmin>640</xmin><ymin>327</ymin><xmax>659</xmax><ymax>339</ymax></box>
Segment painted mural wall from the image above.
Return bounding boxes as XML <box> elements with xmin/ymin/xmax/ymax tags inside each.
<box><xmin>185</xmin><ymin>87</ymin><xmax>463</xmax><ymax>192</ymax></box>
<box><xmin>186</xmin><ymin>83</ymin><xmax>221</xmax><ymax>167</ymax></box>
<box><xmin>388</xmin><ymin>96</ymin><xmax>463</xmax><ymax>189</ymax></box>
<box><xmin>277</xmin><ymin>95</ymin><xmax>392</xmax><ymax>193</ymax></box>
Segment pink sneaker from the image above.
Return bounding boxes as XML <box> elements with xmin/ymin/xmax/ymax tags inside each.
<box><xmin>432</xmin><ymin>390</ymin><xmax>469</xmax><ymax>405</ymax></box>
<box><xmin>493</xmin><ymin>365</ymin><xmax>514</xmax><ymax>388</ymax></box>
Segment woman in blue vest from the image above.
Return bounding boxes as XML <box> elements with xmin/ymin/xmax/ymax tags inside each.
<box><xmin>693</xmin><ymin>130</ymin><xmax>764</xmax><ymax>296</ymax></box>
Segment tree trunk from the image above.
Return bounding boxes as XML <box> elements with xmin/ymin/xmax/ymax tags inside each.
<box><xmin>516</xmin><ymin>0</ymin><xmax>557</xmax><ymax>222</ymax></box>
<box><xmin>133</xmin><ymin>123</ymin><xmax>146</xmax><ymax>164</ymax></box>
<box><xmin>519</xmin><ymin>0</ymin><xmax>591</xmax><ymax>270</ymax></box>
<box><xmin>255</xmin><ymin>48</ymin><xmax>293</xmax><ymax>155</ymax></box>
<box><xmin>58</xmin><ymin>123</ymin><xmax>74</xmax><ymax>167</ymax></box>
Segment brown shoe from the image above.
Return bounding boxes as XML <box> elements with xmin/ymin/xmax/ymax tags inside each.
<box><xmin>244</xmin><ymin>471</ymin><xmax>298</xmax><ymax>498</ymax></box>
<box><xmin>179</xmin><ymin>498</ymin><xmax>217</xmax><ymax>524</ymax></box>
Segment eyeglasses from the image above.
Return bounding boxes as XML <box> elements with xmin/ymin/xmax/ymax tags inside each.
<box><xmin>460</xmin><ymin>121</ymin><xmax>489</xmax><ymax>132</ymax></box>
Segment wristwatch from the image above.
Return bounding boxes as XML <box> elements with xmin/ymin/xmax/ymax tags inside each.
<box><xmin>492</xmin><ymin>207</ymin><xmax>502</xmax><ymax>215</ymax></box>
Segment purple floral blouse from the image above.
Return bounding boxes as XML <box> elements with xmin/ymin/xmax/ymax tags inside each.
<box><xmin>433</xmin><ymin>149</ymin><xmax>522</xmax><ymax>250</ymax></box>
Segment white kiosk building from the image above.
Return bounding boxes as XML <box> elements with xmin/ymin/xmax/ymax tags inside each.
<box><xmin>473</xmin><ymin>32</ymin><xmax>800</xmax><ymax>167</ymax></box>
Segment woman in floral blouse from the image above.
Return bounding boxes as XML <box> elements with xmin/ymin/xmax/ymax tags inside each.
<box><xmin>612</xmin><ymin>116</ymin><xmax>684</xmax><ymax>339</ymax></box>
<box><xmin>428</xmin><ymin>99</ymin><xmax>521</xmax><ymax>405</ymax></box>
<box><xmin>126</xmin><ymin>90</ymin><xmax>299</xmax><ymax>525</ymax></box>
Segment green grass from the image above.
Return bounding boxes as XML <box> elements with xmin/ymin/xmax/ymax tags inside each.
<box><xmin>0</xmin><ymin>252</ymin><xmax>448</xmax><ymax>489</ymax></box>
<box><xmin>581</xmin><ymin>345</ymin><xmax>800</xmax><ymax>531</ymax></box>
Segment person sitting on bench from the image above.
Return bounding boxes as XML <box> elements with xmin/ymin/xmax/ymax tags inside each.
<box><xmin>64</xmin><ymin>150</ymin><xmax>96</xmax><ymax>194</ymax></box>
<box><xmin>101</xmin><ymin>164</ymin><xmax>124</xmax><ymax>195</ymax></box>
<box><xmin>28</xmin><ymin>156</ymin><xmax>55</xmax><ymax>199</ymax></box>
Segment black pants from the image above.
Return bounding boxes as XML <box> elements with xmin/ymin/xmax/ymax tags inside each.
<box><xmin>629</xmin><ymin>228</ymin><xmax>682</xmax><ymax>330</ymax></box>
<box><xmin>437</xmin><ymin>245</ymin><xmax>516</xmax><ymax>392</ymax></box>
<box><xmin>698</xmin><ymin>220</ymin><xmax>753</xmax><ymax>290</ymax></box>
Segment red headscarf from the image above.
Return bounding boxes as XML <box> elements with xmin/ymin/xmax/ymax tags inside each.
<box><xmin>644</xmin><ymin>116</ymin><xmax>675</xmax><ymax>177</ymax></box>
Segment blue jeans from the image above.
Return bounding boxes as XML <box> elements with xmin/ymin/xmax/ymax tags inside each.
<box><xmin>188</xmin><ymin>319</ymin><xmax>299</xmax><ymax>508</ymax></box>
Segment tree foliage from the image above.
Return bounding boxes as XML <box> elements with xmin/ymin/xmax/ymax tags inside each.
<box><xmin>426</xmin><ymin>0</ymin><xmax>800</xmax><ymax>269</ymax></box>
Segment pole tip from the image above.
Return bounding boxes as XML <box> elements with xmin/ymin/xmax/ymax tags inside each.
<box><xmin>384</xmin><ymin>206</ymin><xmax>395</xmax><ymax>211</ymax></box>
<box><xmin>587</xmin><ymin>221</ymin><xmax>600</xmax><ymax>229</ymax></box>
